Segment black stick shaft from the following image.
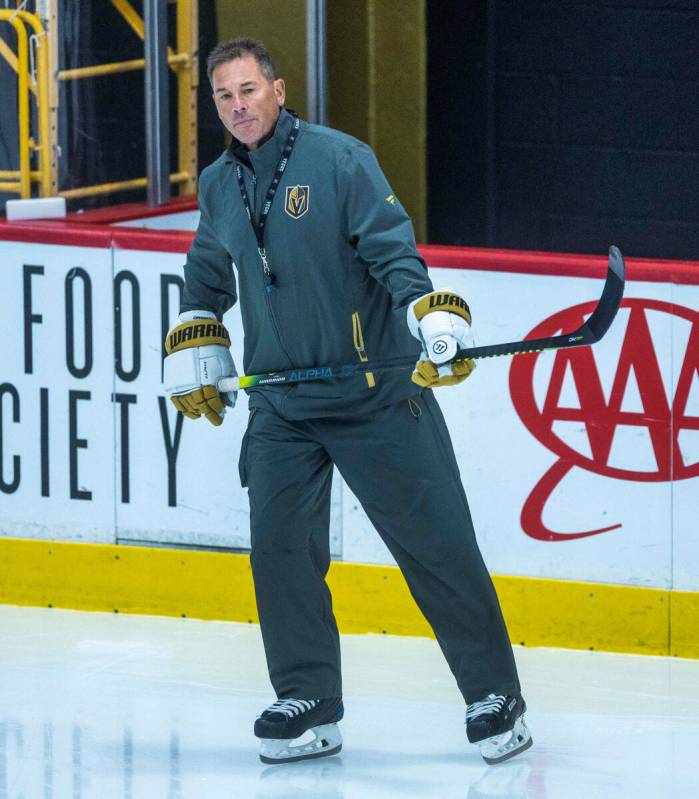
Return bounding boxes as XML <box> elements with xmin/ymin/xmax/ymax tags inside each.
<box><xmin>219</xmin><ymin>246</ymin><xmax>625</xmax><ymax>393</ymax></box>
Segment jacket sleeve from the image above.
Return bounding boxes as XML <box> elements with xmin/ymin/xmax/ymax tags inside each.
<box><xmin>340</xmin><ymin>142</ymin><xmax>433</xmax><ymax>309</ymax></box>
<box><xmin>181</xmin><ymin>176</ymin><xmax>237</xmax><ymax>319</ymax></box>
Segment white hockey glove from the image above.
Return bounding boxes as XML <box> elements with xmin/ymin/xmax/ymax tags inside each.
<box><xmin>163</xmin><ymin>310</ymin><xmax>237</xmax><ymax>426</ymax></box>
<box><xmin>407</xmin><ymin>289</ymin><xmax>476</xmax><ymax>388</ymax></box>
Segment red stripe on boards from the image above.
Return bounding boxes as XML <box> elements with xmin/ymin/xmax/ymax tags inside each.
<box><xmin>1</xmin><ymin>217</ymin><xmax>698</xmax><ymax>283</ymax></box>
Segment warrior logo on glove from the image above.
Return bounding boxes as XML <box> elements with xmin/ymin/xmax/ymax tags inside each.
<box><xmin>412</xmin><ymin>292</ymin><xmax>472</xmax><ymax>325</ymax></box>
<box><xmin>166</xmin><ymin>321</ymin><xmax>231</xmax><ymax>354</ymax></box>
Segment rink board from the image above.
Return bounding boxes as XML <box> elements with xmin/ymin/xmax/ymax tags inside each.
<box><xmin>2</xmin><ymin>536</ymin><xmax>696</xmax><ymax>658</ymax></box>
<box><xmin>1</xmin><ymin>219</ymin><xmax>698</xmax><ymax>657</ymax></box>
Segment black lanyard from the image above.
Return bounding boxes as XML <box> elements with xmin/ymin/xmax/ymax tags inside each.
<box><xmin>235</xmin><ymin>115</ymin><xmax>300</xmax><ymax>292</ymax></box>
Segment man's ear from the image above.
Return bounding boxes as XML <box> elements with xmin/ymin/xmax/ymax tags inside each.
<box><xmin>274</xmin><ymin>78</ymin><xmax>286</xmax><ymax>106</ymax></box>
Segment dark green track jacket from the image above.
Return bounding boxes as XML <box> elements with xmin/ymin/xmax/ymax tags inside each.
<box><xmin>181</xmin><ymin>108</ymin><xmax>434</xmax><ymax>419</ymax></box>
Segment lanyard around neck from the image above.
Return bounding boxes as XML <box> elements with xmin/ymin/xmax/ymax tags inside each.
<box><xmin>235</xmin><ymin>115</ymin><xmax>300</xmax><ymax>291</ymax></box>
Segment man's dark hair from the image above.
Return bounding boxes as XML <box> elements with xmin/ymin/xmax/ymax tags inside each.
<box><xmin>207</xmin><ymin>37</ymin><xmax>277</xmax><ymax>85</ymax></box>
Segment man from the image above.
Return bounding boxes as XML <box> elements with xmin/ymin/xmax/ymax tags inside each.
<box><xmin>164</xmin><ymin>38</ymin><xmax>532</xmax><ymax>766</ymax></box>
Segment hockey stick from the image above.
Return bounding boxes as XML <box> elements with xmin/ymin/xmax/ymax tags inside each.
<box><xmin>218</xmin><ymin>246</ymin><xmax>625</xmax><ymax>392</ymax></box>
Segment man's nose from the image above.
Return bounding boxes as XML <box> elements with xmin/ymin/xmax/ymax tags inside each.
<box><xmin>231</xmin><ymin>94</ymin><xmax>246</xmax><ymax>112</ymax></box>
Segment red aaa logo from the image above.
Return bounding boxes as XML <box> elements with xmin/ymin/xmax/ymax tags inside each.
<box><xmin>509</xmin><ymin>299</ymin><xmax>699</xmax><ymax>541</ymax></box>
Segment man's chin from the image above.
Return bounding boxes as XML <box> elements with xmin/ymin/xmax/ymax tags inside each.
<box><xmin>234</xmin><ymin>121</ymin><xmax>256</xmax><ymax>136</ymax></box>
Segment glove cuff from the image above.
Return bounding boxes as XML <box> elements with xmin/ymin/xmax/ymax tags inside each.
<box><xmin>165</xmin><ymin>319</ymin><xmax>231</xmax><ymax>355</ymax></box>
<box><xmin>410</xmin><ymin>290</ymin><xmax>472</xmax><ymax>325</ymax></box>
<box><xmin>177</xmin><ymin>309</ymin><xmax>217</xmax><ymax>323</ymax></box>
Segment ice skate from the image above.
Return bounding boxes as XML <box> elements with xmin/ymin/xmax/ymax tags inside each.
<box><xmin>466</xmin><ymin>694</ymin><xmax>532</xmax><ymax>765</ymax></box>
<box><xmin>254</xmin><ymin>697</ymin><xmax>344</xmax><ymax>764</ymax></box>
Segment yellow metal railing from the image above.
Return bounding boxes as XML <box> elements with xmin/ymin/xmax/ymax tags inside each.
<box><xmin>0</xmin><ymin>8</ymin><xmax>49</xmax><ymax>198</ymax></box>
<box><xmin>58</xmin><ymin>53</ymin><xmax>189</xmax><ymax>81</ymax></box>
<box><xmin>59</xmin><ymin>172</ymin><xmax>191</xmax><ymax>201</ymax></box>
<box><xmin>0</xmin><ymin>0</ymin><xmax>198</xmax><ymax>202</ymax></box>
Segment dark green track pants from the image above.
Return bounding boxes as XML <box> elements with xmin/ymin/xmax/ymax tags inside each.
<box><xmin>239</xmin><ymin>390</ymin><xmax>521</xmax><ymax>704</ymax></box>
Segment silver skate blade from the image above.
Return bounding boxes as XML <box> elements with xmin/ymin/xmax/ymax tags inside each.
<box><xmin>480</xmin><ymin>717</ymin><xmax>533</xmax><ymax>765</ymax></box>
<box><xmin>482</xmin><ymin>733</ymin><xmax>532</xmax><ymax>765</ymax></box>
<box><xmin>259</xmin><ymin>723</ymin><xmax>342</xmax><ymax>765</ymax></box>
<box><xmin>259</xmin><ymin>743</ymin><xmax>342</xmax><ymax>765</ymax></box>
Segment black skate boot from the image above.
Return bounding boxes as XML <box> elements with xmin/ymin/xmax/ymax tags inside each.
<box><xmin>466</xmin><ymin>694</ymin><xmax>532</xmax><ymax>765</ymax></box>
<box><xmin>254</xmin><ymin>697</ymin><xmax>344</xmax><ymax>764</ymax></box>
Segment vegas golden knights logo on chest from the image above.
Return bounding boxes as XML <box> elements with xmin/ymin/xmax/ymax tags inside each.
<box><xmin>284</xmin><ymin>185</ymin><xmax>310</xmax><ymax>218</ymax></box>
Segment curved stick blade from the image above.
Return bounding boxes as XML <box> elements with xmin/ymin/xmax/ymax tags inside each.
<box><xmin>584</xmin><ymin>245</ymin><xmax>625</xmax><ymax>343</ymax></box>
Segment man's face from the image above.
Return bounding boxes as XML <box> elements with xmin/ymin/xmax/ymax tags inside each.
<box><xmin>212</xmin><ymin>55</ymin><xmax>285</xmax><ymax>150</ymax></box>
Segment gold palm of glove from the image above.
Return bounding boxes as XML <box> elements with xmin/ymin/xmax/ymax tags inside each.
<box><xmin>411</xmin><ymin>357</ymin><xmax>476</xmax><ymax>388</ymax></box>
<box><xmin>170</xmin><ymin>385</ymin><xmax>225</xmax><ymax>426</ymax></box>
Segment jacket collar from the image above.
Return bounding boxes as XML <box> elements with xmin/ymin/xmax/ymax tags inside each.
<box><xmin>224</xmin><ymin>107</ymin><xmax>296</xmax><ymax>170</ymax></box>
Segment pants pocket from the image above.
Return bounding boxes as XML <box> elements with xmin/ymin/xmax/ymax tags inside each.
<box><xmin>408</xmin><ymin>395</ymin><xmax>423</xmax><ymax>419</ymax></box>
<box><xmin>238</xmin><ymin>408</ymin><xmax>258</xmax><ymax>487</ymax></box>
<box><xmin>421</xmin><ymin>391</ymin><xmax>463</xmax><ymax>483</ymax></box>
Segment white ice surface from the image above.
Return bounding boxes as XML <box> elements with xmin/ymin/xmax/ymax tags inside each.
<box><xmin>1</xmin><ymin>605</ymin><xmax>698</xmax><ymax>798</ymax></box>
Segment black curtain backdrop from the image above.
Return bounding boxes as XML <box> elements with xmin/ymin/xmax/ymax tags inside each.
<box><xmin>0</xmin><ymin>23</ymin><xmax>20</xmax><ymax>207</ymax></box>
<box><xmin>427</xmin><ymin>1</ymin><xmax>699</xmax><ymax>260</ymax></box>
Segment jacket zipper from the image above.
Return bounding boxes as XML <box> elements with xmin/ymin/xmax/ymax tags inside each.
<box><xmin>352</xmin><ymin>311</ymin><xmax>375</xmax><ymax>388</ymax></box>
<box><xmin>248</xmin><ymin>166</ymin><xmax>295</xmax><ymax>372</ymax></box>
